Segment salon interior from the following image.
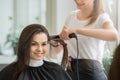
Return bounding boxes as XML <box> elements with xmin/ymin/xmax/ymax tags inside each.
<box><xmin>0</xmin><ymin>0</ymin><xmax>120</xmax><ymax>75</ymax></box>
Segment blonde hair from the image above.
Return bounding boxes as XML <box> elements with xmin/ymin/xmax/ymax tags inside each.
<box><xmin>87</xmin><ymin>0</ymin><xmax>105</xmax><ymax>26</ymax></box>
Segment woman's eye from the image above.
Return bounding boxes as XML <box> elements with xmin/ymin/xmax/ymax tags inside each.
<box><xmin>31</xmin><ymin>42</ymin><xmax>48</xmax><ymax>47</ymax></box>
<box><xmin>42</xmin><ymin>43</ymin><xmax>47</xmax><ymax>47</ymax></box>
<box><xmin>31</xmin><ymin>43</ymin><xmax>37</xmax><ymax>46</ymax></box>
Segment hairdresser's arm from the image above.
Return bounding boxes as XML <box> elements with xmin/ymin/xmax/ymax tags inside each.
<box><xmin>72</xmin><ymin>22</ymin><xmax>119</xmax><ymax>41</ymax></box>
<box><xmin>60</xmin><ymin>22</ymin><xmax>119</xmax><ymax>41</ymax></box>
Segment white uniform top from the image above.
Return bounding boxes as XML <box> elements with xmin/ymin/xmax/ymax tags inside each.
<box><xmin>64</xmin><ymin>10</ymin><xmax>112</xmax><ymax>64</ymax></box>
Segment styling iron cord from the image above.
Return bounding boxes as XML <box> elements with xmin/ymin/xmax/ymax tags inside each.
<box><xmin>76</xmin><ymin>36</ymin><xmax>80</xmax><ymax>80</ymax></box>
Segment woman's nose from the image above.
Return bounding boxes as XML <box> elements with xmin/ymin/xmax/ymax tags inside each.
<box><xmin>37</xmin><ymin>45</ymin><xmax>43</xmax><ymax>52</ymax></box>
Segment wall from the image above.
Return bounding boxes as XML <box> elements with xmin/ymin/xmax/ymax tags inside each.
<box><xmin>118</xmin><ymin>0</ymin><xmax>120</xmax><ymax>43</ymax></box>
<box><xmin>0</xmin><ymin>0</ymin><xmax>14</xmax><ymax>55</ymax></box>
<box><xmin>55</xmin><ymin>0</ymin><xmax>75</xmax><ymax>34</ymax></box>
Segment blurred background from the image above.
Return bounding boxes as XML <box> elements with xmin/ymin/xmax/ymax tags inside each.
<box><xmin>0</xmin><ymin>0</ymin><xmax>120</xmax><ymax>72</ymax></box>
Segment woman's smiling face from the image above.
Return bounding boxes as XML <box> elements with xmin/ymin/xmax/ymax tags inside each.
<box><xmin>30</xmin><ymin>33</ymin><xmax>48</xmax><ymax>60</ymax></box>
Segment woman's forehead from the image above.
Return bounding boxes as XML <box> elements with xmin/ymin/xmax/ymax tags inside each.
<box><xmin>32</xmin><ymin>33</ymin><xmax>48</xmax><ymax>42</ymax></box>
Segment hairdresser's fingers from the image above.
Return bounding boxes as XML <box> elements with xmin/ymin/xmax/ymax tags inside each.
<box><xmin>60</xmin><ymin>29</ymin><xmax>70</xmax><ymax>40</ymax></box>
<box><xmin>61</xmin><ymin>34</ymin><xmax>70</xmax><ymax>40</ymax></box>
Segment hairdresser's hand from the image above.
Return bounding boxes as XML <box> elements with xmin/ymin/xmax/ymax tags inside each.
<box><xmin>60</xmin><ymin>27</ymin><xmax>71</xmax><ymax>40</ymax></box>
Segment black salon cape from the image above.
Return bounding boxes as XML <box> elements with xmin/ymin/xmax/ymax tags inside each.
<box><xmin>0</xmin><ymin>61</ymin><xmax>72</xmax><ymax>80</ymax></box>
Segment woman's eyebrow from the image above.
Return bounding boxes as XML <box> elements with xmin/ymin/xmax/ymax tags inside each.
<box><xmin>31</xmin><ymin>41</ymin><xmax>37</xmax><ymax>42</ymax></box>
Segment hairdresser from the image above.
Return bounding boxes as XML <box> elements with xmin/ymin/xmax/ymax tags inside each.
<box><xmin>59</xmin><ymin>0</ymin><xmax>118</xmax><ymax>80</ymax></box>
